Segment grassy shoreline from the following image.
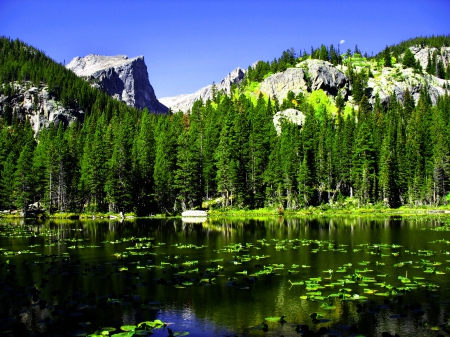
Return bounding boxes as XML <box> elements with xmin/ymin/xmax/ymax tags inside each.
<box><xmin>2</xmin><ymin>205</ymin><xmax>450</xmax><ymax>220</ymax></box>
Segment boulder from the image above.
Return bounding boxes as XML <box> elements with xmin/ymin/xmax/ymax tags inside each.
<box><xmin>300</xmin><ymin>59</ymin><xmax>348</xmax><ymax>95</ymax></box>
<box><xmin>273</xmin><ymin>108</ymin><xmax>305</xmax><ymax>135</ymax></box>
<box><xmin>181</xmin><ymin>210</ymin><xmax>208</xmax><ymax>217</ymax></box>
<box><xmin>67</xmin><ymin>54</ymin><xmax>167</xmax><ymax>113</ymax></box>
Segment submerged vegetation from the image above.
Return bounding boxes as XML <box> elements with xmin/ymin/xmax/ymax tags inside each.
<box><xmin>1</xmin><ymin>36</ymin><xmax>450</xmax><ymax>217</ymax></box>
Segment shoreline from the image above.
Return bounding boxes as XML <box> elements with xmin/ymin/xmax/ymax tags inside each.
<box><xmin>1</xmin><ymin>206</ymin><xmax>450</xmax><ymax>220</ymax></box>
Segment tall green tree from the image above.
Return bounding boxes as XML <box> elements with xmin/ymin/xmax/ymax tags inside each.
<box><xmin>105</xmin><ymin>113</ymin><xmax>135</xmax><ymax>212</ymax></box>
<box><xmin>132</xmin><ymin>110</ymin><xmax>157</xmax><ymax>214</ymax></box>
<box><xmin>14</xmin><ymin>142</ymin><xmax>35</xmax><ymax>214</ymax></box>
<box><xmin>0</xmin><ymin>153</ymin><xmax>16</xmax><ymax>209</ymax></box>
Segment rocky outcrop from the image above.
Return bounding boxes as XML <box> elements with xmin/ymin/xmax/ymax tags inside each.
<box><xmin>0</xmin><ymin>83</ymin><xmax>80</xmax><ymax>135</ymax></box>
<box><xmin>260</xmin><ymin>68</ymin><xmax>308</xmax><ymax>102</ymax></box>
<box><xmin>273</xmin><ymin>108</ymin><xmax>305</xmax><ymax>135</ymax></box>
<box><xmin>365</xmin><ymin>66</ymin><xmax>449</xmax><ymax>106</ymax></box>
<box><xmin>409</xmin><ymin>46</ymin><xmax>450</xmax><ymax>71</ymax></box>
<box><xmin>159</xmin><ymin>67</ymin><xmax>246</xmax><ymax>113</ymax></box>
<box><xmin>259</xmin><ymin>54</ymin><xmax>448</xmax><ymax>107</ymax></box>
<box><xmin>301</xmin><ymin>59</ymin><xmax>348</xmax><ymax>95</ymax></box>
<box><xmin>67</xmin><ymin>54</ymin><xmax>167</xmax><ymax>113</ymax></box>
<box><xmin>259</xmin><ymin>60</ymin><xmax>348</xmax><ymax>102</ymax></box>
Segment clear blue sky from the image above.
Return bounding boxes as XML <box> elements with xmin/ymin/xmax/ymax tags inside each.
<box><xmin>0</xmin><ymin>0</ymin><xmax>449</xmax><ymax>98</ymax></box>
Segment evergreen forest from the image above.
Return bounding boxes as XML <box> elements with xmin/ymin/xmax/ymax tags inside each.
<box><xmin>1</xmin><ymin>36</ymin><xmax>450</xmax><ymax>216</ymax></box>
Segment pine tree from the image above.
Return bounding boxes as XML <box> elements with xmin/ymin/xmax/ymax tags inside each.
<box><xmin>215</xmin><ymin>105</ymin><xmax>239</xmax><ymax>207</ymax></box>
<box><xmin>131</xmin><ymin>110</ymin><xmax>157</xmax><ymax>214</ymax></box>
<box><xmin>0</xmin><ymin>153</ymin><xmax>16</xmax><ymax>209</ymax></box>
<box><xmin>383</xmin><ymin>46</ymin><xmax>392</xmax><ymax>67</ymax></box>
<box><xmin>105</xmin><ymin>113</ymin><xmax>135</xmax><ymax>212</ymax></box>
<box><xmin>402</xmin><ymin>48</ymin><xmax>416</xmax><ymax>69</ymax></box>
<box><xmin>174</xmin><ymin>114</ymin><xmax>202</xmax><ymax>211</ymax></box>
<box><xmin>298</xmin><ymin>154</ymin><xmax>313</xmax><ymax>206</ymax></box>
<box><xmin>14</xmin><ymin>142</ymin><xmax>35</xmax><ymax>215</ymax></box>
<box><xmin>264</xmin><ymin>131</ymin><xmax>283</xmax><ymax>207</ymax></box>
<box><xmin>352</xmin><ymin>118</ymin><xmax>375</xmax><ymax>205</ymax></box>
<box><xmin>247</xmin><ymin>94</ymin><xmax>275</xmax><ymax>208</ymax></box>
<box><xmin>79</xmin><ymin>115</ymin><xmax>109</xmax><ymax>211</ymax></box>
<box><xmin>154</xmin><ymin>113</ymin><xmax>181</xmax><ymax>213</ymax></box>
<box><xmin>319</xmin><ymin>45</ymin><xmax>329</xmax><ymax>61</ymax></box>
<box><xmin>202</xmin><ymin>100</ymin><xmax>221</xmax><ymax>200</ymax></box>
<box><xmin>279</xmin><ymin>122</ymin><xmax>301</xmax><ymax>208</ymax></box>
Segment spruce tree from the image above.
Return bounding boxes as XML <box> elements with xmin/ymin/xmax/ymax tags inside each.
<box><xmin>383</xmin><ymin>46</ymin><xmax>392</xmax><ymax>67</ymax></box>
<box><xmin>131</xmin><ymin>110</ymin><xmax>157</xmax><ymax>214</ymax></box>
<box><xmin>402</xmin><ymin>48</ymin><xmax>416</xmax><ymax>69</ymax></box>
<box><xmin>0</xmin><ymin>153</ymin><xmax>16</xmax><ymax>209</ymax></box>
<box><xmin>14</xmin><ymin>142</ymin><xmax>35</xmax><ymax>215</ymax></box>
<box><xmin>105</xmin><ymin>113</ymin><xmax>135</xmax><ymax>212</ymax></box>
<box><xmin>174</xmin><ymin>116</ymin><xmax>202</xmax><ymax>211</ymax></box>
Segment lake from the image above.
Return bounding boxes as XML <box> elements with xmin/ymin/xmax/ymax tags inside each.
<box><xmin>0</xmin><ymin>216</ymin><xmax>449</xmax><ymax>336</ymax></box>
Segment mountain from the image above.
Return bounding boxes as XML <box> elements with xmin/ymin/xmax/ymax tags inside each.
<box><xmin>66</xmin><ymin>54</ymin><xmax>167</xmax><ymax>113</ymax></box>
<box><xmin>159</xmin><ymin>67</ymin><xmax>246</xmax><ymax>112</ymax></box>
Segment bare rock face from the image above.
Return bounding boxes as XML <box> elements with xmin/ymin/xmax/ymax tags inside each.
<box><xmin>0</xmin><ymin>83</ymin><xmax>80</xmax><ymax>135</ymax></box>
<box><xmin>67</xmin><ymin>54</ymin><xmax>167</xmax><ymax>113</ymax></box>
<box><xmin>159</xmin><ymin>67</ymin><xmax>246</xmax><ymax>113</ymax></box>
<box><xmin>259</xmin><ymin>60</ymin><xmax>348</xmax><ymax>102</ymax></box>
<box><xmin>260</xmin><ymin>68</ymin><xmax>308</xmax><ymax>102</ymax></box>
<box><xmin>409</xmin><ymin>46</ymin><xmax>450</xmax><ymax>70</ymax></box>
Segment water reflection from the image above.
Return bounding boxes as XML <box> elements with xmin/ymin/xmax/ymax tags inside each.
<box><xmin>0</xmin><ymin>216</ymin><xmax>448</xmax><ymax>336</ymax></box>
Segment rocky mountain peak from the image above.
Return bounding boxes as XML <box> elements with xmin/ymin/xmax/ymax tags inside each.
<box><xmin>66</xmin><ymin>54</ymin><xmax>167</xmax><ymax>113</ymax></box>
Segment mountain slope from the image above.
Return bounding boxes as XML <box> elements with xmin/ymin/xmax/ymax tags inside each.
<box><xmin>159</xmin><ymin>67</ymin><xmax>245</xmax><ymax>112</ymax></box>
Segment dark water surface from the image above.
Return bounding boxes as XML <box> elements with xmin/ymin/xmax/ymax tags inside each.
<box><xmin>1</xmin><ymin>217</ymin><xmax>450</xmax><ymax>336</ymax></box>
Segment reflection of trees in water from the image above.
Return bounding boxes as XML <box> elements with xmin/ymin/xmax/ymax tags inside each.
<box><xmin>0</xmin><ymin>216</ymin><xmax>448</xmax><ymax>336</ymax></box>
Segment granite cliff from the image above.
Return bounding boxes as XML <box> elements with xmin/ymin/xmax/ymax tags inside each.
<box><xmin>66</xmin><ymin>54</ymin><xmax>167</xmax><ymax>113</ymax></box>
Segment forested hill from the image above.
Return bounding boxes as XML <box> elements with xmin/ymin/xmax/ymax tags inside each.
<box><xmin>0</xmin><ymin>36</ymin><xmax>450</xmax><ymax>216</ymax></box>
<box><xmin>0</xmin><ymin>37</ymin><xmax>141</xmax><ymax>132</ymax></box>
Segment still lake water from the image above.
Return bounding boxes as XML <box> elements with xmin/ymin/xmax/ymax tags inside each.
<box><xmin>0</xmin><ymin>217</ymin><xmax>450</xmax><ymax>336</ymax></box>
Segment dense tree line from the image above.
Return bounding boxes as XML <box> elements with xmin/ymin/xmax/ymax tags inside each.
<box><xmin>1</xmin><ymin>37</ymin><xmax>450</xmax><ymax>215</ymax></box>
<box><xmin>1</xmin><ymin>88</ymin><xmax>449</xmax><ymax>215</ymax></box>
